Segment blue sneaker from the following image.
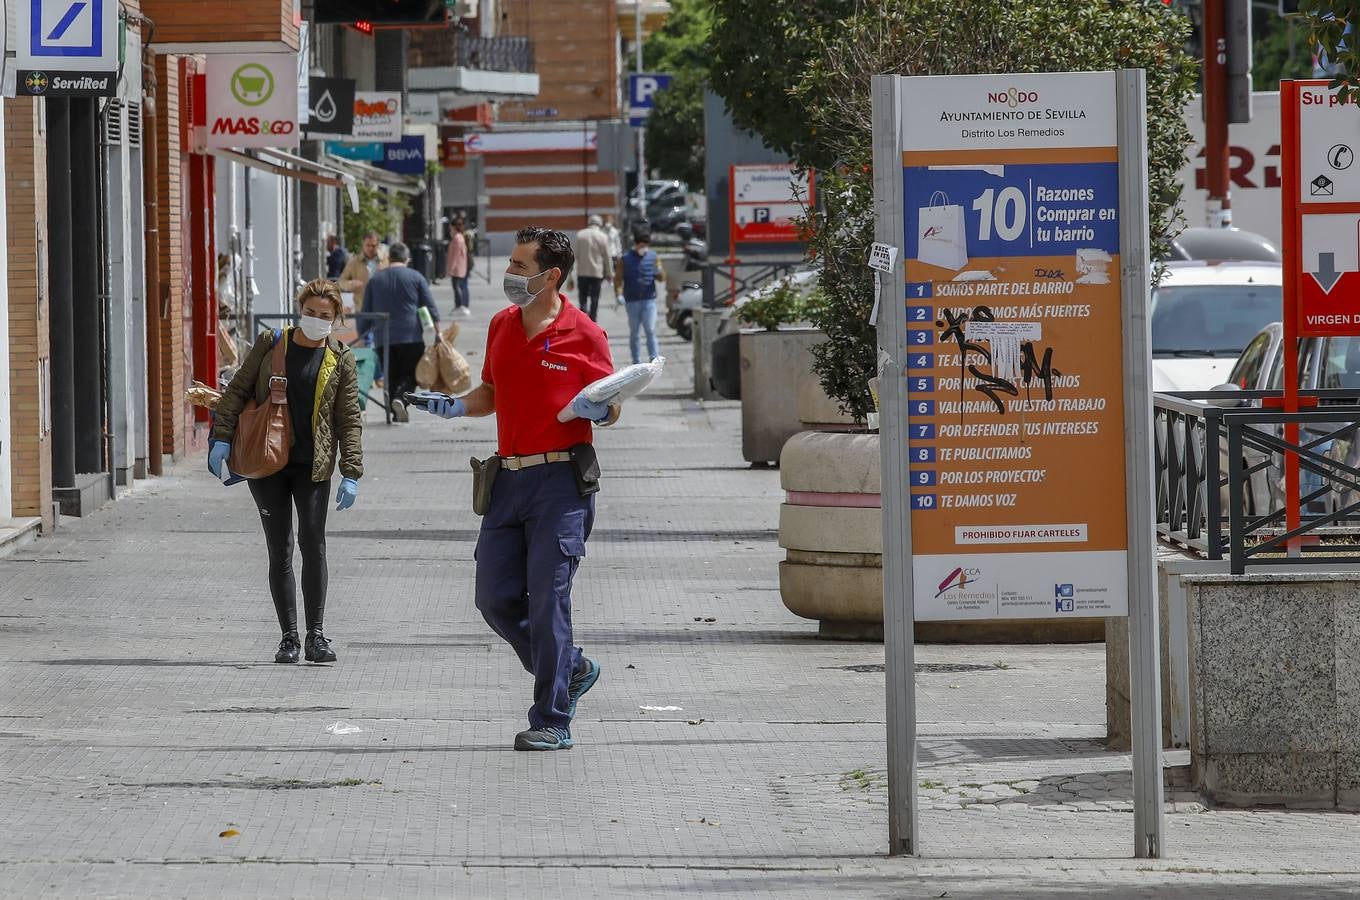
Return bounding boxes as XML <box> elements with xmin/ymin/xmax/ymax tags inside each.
<box><xmin>568</xmin><ymin>657</ymin><xmax>601</xmax><ymax>719</ymax></box>
<box><xmin>514</xmin><ymin>726</ymin><xmax>573</xmax><ymax>751</ymax></box>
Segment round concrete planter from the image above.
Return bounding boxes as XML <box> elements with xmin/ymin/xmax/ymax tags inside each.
<box><xmin>777</xmin><ymin>430</ymin><xmax>1105</xmax><ymax>643</ymax></box>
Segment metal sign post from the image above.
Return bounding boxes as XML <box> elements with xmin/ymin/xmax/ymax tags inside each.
<box><xmin>871</xmin><ymin>75</ymin><xmax>918</xmax><ymax>855</ymax></box>
<box><xmin>1117</xmin><ymin>69</ymin><xmax>1165</xmax><ymax>858</ymax></box>
<box><xmin>873</xmin><ymin>69</ymin><xmax>1162</xmax><ymax>858</ymax></box>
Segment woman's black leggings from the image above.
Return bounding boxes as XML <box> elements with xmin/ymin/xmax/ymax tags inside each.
<box><xmin>248</xmin><ymin>466</ymin><xmax>330</xmax><ymax>635</ymax></box>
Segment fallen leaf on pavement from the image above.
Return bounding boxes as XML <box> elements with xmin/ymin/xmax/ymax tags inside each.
<box><xmin>219</xmin><ymin>829</ymin><xmax>240</xmax><ymax>838</ymax></box>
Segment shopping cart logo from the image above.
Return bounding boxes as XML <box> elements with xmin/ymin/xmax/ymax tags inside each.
<box><xmin>29</xmin><ymin>0</ymin><xmax>104</xmax><ymax>58</ymax></box>
<box><xmin>230</xmin><ymin>63</ymin><xmax>276</xmax><ymax>107</ymax></box>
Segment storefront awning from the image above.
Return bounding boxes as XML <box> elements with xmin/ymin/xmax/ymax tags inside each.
<box><xmin>205</xmin><ymin>147</ymin><xmax>360</xmax><ymax>212</ymax></box>
<box><xmin>322</xmin><ymin>155</ymin><xmax>426</xmax><ymax>196</ymax></box>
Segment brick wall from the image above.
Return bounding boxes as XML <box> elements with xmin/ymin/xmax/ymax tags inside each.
<box><xmin>5</xmin><ymin>98</ymin><xmax>54</xmax><ymax>529</ymax></box>
<box><xmin>499</xmin><ymin>0</ymin><xmax>619</xmax><ymax>123</ymax></box>
<box><xmin>155</xmin><ymin>55</ymin><xmax>187</xmax><ymax>460</ymax></box>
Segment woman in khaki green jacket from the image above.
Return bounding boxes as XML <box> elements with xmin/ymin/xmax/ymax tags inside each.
<box><xmin>209</xmin><ymin>279</ymin><xmax>364</xmax><ymax>665</ymax></box>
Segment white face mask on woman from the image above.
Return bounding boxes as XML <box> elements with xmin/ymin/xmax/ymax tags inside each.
<box><xmin>299</xmin><ymin>314</ymin><xmax>333</xmax><ymax>341</ymax></box>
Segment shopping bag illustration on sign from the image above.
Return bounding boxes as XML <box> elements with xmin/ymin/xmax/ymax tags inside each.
<box><xmin>917</xmin><ymin>191</ymin><xmax>969</xmax><ymax>270</ymax></box>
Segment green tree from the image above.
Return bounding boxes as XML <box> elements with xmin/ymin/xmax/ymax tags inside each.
<box><xmin>343</xmin><ymin>183</ymin><xmax>410</xmax><ymax>253</ymax></box>
<box><xmin>705</xmin><ymin>0</ymin><xmax>856</xmax><ymax>170</ymax></box>
<box><xmin>640</xmin><ymin>0</ymin><xmax>713</xmax><ymax>184</ymax></box>
<box><xmin>1253</xmin><ymin>7</ymin><xmax>1315</xmax><ymax>89</ymax></box>
<box><xmin>1300</xmin><ymin>2</ymin><xmax>1357</xmax><ymax>91</ymax></box>
<box><xmin>710</xmin><ymin>0</ymin><xmax>1198</xmax><ymax>421</ymax></box>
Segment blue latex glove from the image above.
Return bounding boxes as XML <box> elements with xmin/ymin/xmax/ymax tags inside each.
<box><xmin>207</xmin><ymin>441</ymin><xmax>231</xmax><ymax>479</ymax></box>
<box><xmin>571</xmin><ymin>395</ymin><xmax>612</xmax><ymax>424</ymax></box>
<box><xmin>335</xmin><ymin>477</ymin><xmax>358</xmax><ymax>511</ymax></box>
<box><xmin>429</xmin><ymin>397</ymin><xmax>466</xmax><ymax>419</ymax></box>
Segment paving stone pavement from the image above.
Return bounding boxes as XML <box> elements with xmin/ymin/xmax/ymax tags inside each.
<box><xmin>2</xmin><ymin>277</ymin><xmax>1360</xmax><ymax>898</ymax></box>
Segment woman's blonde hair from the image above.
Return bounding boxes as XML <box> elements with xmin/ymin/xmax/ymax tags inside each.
<box><xmin>296</xmin><ymin>278</ymin><xmax>344</xmax><ymax>321</ymax></box>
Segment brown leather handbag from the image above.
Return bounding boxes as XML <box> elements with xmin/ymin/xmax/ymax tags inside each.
<box><xmin>227</xmin><ymin>333</ymin><xmax>292</xmax><ymax>479</ymax></box>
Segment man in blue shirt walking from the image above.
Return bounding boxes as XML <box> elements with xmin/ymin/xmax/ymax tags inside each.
<box><xmin>361</xmin><ymin>241</ymin><xmax>440</xmax><ymax>422</ymax></box>
<box><xmin>617</xmin><ymin>232</ymin><xmax>665</xmax><ymax>365</ymax></box>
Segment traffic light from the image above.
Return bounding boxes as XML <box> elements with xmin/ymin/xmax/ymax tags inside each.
<box><xmin>312</xmin><ymin>1</ymin><xmax>459</xmax><ymax>25</ymax></box>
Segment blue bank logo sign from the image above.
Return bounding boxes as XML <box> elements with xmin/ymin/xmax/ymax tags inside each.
<box><xmin>16</xmin><ymin>0</ymin><xmax>119</xmax><ymax>96</ymax></box>
<box><xmin>19</xmin><ymin>0</ymin><xmax>117</xmax><ymax>66</ymax></box>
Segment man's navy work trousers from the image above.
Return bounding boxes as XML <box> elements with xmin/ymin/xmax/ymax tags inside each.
<box><xmin>475</xmin><ymin>460</ymin><xmax>593</xmax><ymax>730</ymax></box>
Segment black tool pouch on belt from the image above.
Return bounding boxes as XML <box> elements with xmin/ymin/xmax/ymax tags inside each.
<box><xmin>470</xmin><ymin>455</ymin><xmax>502</xmax><ymax>516</ymax></box>
<box><xmin>568</xmin><ymin>443</ymin><xmax>601</xmax><ymax>498</ymax></box>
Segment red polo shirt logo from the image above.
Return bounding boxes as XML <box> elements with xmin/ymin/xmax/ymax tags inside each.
<box><xmin>483</xmin><ymin>296</ymin><xmax>614</xmax><ymax>457</ymax></box>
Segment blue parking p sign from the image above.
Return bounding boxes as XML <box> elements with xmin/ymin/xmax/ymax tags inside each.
<box><xmin>628</xmin><ymin>73</ymin><xmax>672</xmax><ymax>127</ymax></box>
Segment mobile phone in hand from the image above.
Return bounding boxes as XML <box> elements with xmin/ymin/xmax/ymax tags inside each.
<box><xmin>402</xmin><ymin>390</ymin><xmax>452</xmax><ymax>411</ymax></box>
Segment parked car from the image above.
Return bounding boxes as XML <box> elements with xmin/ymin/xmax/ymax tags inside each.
<box><xmin>667</xmin><ymin>265</ymin><xmax>819</xmax><ymax>344</ymax></box>
<box><xmin>1214</xmin><ymin>323</ymin><xmax>1360</xmax><ymax>516</ymax></box>
<box><xmin>1164</xmin><ymin>227</ymin><xmax>1280</xmax><ymax>263</ymax></box>
<box><xmin>1150</xmin><ymin>260</ymin><xmax>1282</xmax><ymax>391</ymax></box>
<box><xmin>646</xmin><ymin>198</ymin><xmax>689</xmax><ymax>233</ymax></box>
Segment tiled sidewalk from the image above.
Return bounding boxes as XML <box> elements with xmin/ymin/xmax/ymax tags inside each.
<box><xmin>1</xmin><ymin>279</ymin><xmax>1357</xmax><ymax>898</ymax></box>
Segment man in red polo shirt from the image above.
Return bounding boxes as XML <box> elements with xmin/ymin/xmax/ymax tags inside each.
<box><xmin>419</xmin><ymin>226</ymin><xmax>618</xmax><ymax>751</ymax></box>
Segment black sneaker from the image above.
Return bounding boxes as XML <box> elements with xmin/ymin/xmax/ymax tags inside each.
<box><xmin>305</xmin><ymin>630</ymin><xmax>337</xmax><ymax>663</ymax></box>
<box><xmin>274</xmin><ymin>632</ymin><xmax>300</xmax><ymax>664</ymax></box>
<box><xmin>514</xmin><ymin>726</ymin><xmax>573</xmax><ymax>751</ymax></box>
<box><xmin>567</xmin><ymin>657</ymin><xmax>601</xmax><ymax>719</ymax></box>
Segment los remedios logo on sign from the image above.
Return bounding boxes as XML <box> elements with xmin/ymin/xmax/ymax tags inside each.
<box><xmin>206</xmin><ymin>53</ymin><xmax>299</xmax><ymax>149</ymax></box>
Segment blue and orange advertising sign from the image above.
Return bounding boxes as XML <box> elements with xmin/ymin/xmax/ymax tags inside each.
<box><xmin>897</xmin><ymin>72</ymin><xmax>1130</xmax><ymax>621</ymax></box>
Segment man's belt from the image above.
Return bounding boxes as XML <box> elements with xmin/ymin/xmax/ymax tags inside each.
<box><xmin>499</xmin><ymin>450</ymin><xmax>572</xmax><ymax>472</ymax></box>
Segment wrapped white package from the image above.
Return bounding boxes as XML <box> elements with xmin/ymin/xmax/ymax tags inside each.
<box><xmin>557</xmin><ymin>357</ymin><xmax>665</xmax><ymax>422</ymax></box>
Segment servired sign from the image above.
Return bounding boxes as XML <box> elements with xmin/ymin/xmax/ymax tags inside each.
<box><xmin>205</xmin><ymin>53</ymin><xmax>299</xmax><ymax>149</ymax></box>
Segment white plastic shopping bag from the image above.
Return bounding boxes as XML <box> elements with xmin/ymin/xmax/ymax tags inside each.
<box><xmin>557</xmin><ymin>358</ymin><xmax>666</xmax><ymax>422</ymax></box>
<box><xmin>917</xmin><ymin>191</ymin><xmax>968</xmax><ymax>271</ymax></box>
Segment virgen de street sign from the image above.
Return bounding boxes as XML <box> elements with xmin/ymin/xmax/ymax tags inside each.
<box><xmin>871</xmin><ymin>69</ymin><xmax>1162</xmax><ymax>859</ymax></box>
<box><xmin>1288</xmin><ymin>81</ymin><xmax>1360</xmax><ymax>337</ymax></box>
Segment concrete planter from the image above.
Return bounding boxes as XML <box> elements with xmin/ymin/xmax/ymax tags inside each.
<box><xmin>778</xmin><ymin>430</ymin><xmax>883</xmax><ymax>639</ymax></box>
<box><xmin>777</xmin><ymin>430</ymin><xmax>1105</xmax><ymax>643</ymax></box>
<box><xmin>1182</xmin><ymin>573</ymin><xmax>1360</xmax><ymax>809</ymax></box>
<box><xmin>739</xmin><ymin>328</ymin><xmax>826</xmax><ymax>464</ymax></box>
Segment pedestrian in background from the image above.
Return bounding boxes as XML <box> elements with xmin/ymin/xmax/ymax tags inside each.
<box><xmin>617</xmin><ymin>232</ymin><xmax>664</xmax><ymax>365</ymax></box>
<box><xmin>419</xmin><ymin>226</ymin><xmax>618</xmax><ymax>752</ymax></box>
<box><xmin>362</xmin><ymin>241</ymin><xmax>440</xmax><ymax>422</ymax></box>
<box><xmin>447</xmin><ymin>217</ymin><xmax>471</xmax><ymax>318</ymax></box>
<box><xmin>573</xmin><ymin>214</ymin><xmax>612</xmax><ymax>322</ymax></box>
<box><xmin>338</xmin><ymin>231</ymin><xmax>386</xmax><ymax>303</ymax></box>
<box><xmin>325</xmin><ymin>234</ymin><xmax>348</xmax><ymax>280</ymax></box>
<box><xmin>208</xmin><ymin>279</ymin><xmax>364</xmax><ymax>665</ymax></box>
<box><xmin>603</xmin><ymin>214</ymin><xmax>623</xmax><ymax>304</ymax></box>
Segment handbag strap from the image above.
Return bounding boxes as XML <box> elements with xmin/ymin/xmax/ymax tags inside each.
<box><xmin>271</xmin><ymin>329</ymin><xmax>287</xmax><ymax>376</ymax></box>
<box><xmin>929</xmin><ymin>190</ymin><xmax>950</xmax><ymax>207</ymax></box>
<box><xmin>267</xmin><ymin>328</ymin><xmax>289</xmax><ymax>404</ymax></box>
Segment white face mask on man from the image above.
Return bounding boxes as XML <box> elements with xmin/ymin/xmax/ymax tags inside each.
<box><xmin>299</xmin><ymin>314</ymin><xmax>333</xmax><ymax>341</ymax></box>
<box><xmin>503</xmin><ymin>269</ymin><xmax>551</xmax><ymax>308</ymax></box>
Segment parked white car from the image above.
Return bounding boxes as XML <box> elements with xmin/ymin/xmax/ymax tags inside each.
<box><xmin>1150</xmin><ymin>260</ymin><xmax>1282</xmax><ymax>392</ymax></box>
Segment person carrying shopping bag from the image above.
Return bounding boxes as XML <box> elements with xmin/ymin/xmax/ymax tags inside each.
<box><xmin>208</xmin><ymin>279</ymin><xmax>365</xmax><ymax>665</ymax></box>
